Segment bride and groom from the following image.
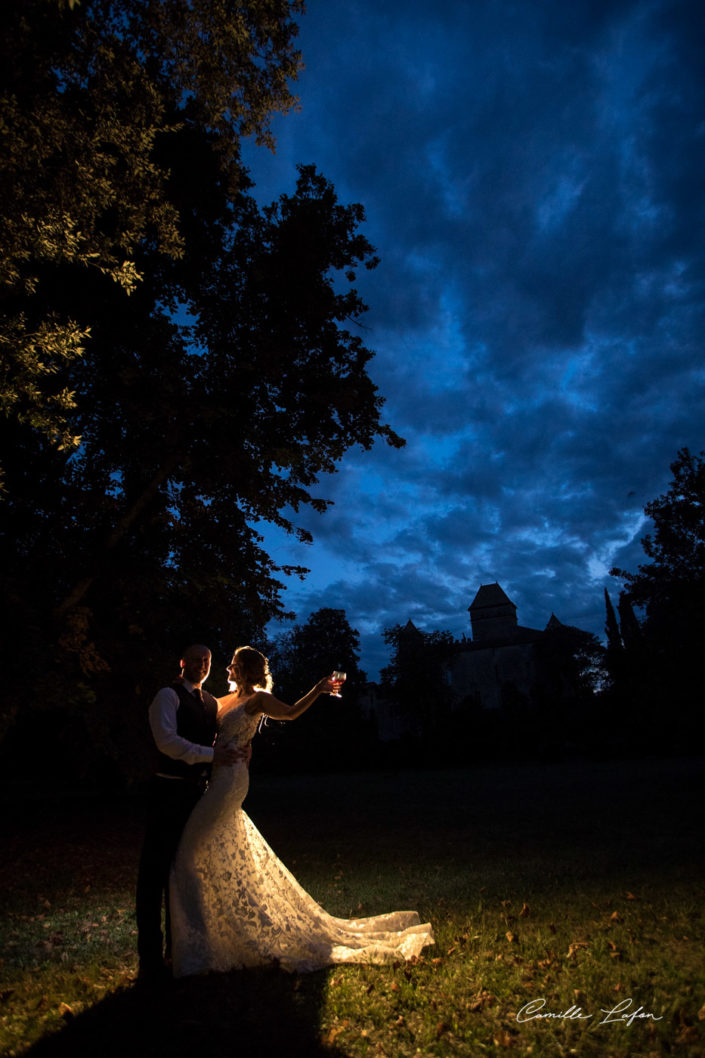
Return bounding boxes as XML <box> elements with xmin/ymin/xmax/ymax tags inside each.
<box><xmin>136</xmin><ymin>643</ymin><xmax>434</xmax><ymax>980</ymax></box>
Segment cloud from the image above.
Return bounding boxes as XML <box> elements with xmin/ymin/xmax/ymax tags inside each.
<box><xmin>245</xmin><ymin>0</ymin><xmax>704</xmax><ymax>677</ymax></box>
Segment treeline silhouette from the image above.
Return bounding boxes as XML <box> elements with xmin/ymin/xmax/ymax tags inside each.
<box><xmin>3</xmin><ymin>449</ymin><xmax>703</xmax><ymax>793</ymax></box>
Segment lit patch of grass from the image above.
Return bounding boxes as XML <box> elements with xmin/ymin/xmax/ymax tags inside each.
<box><xmin>1</xmin><ymin>758</ymin><xmax>703</xmax><ymax>1057</ymax></box>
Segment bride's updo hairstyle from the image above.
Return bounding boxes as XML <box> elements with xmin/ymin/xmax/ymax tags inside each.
<box><xmin>231</xmin><ymin>646</ymin><xmax>273</xmax><ymax>694</ymax></box>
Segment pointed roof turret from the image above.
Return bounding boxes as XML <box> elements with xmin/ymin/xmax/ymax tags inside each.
<box><xmin>468</xmin><ymin>582</ymin><xmax>518</xmax><ymax>643</ymax></box>
<box><xmin>469</xmin><ymin>582</ymin><xmax>515</xmax><ymax>611</ymax></box>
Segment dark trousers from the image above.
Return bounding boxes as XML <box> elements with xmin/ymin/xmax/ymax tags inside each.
<box><xmin>135</xmin><ymin>776</ymin><xmax>202</xmax><ymax>971</ymax></box>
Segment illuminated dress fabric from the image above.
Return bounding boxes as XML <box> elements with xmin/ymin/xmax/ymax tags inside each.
<box><xmin>170</xmin><ymin>702</ymin><xmax>434</xmax><ymax>976</ymax></box>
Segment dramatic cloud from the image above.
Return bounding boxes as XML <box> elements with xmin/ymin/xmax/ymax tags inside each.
<box><xmin>245</xmin><ymin>0</ymin><xmax>704</xmax><ymax>678</ymax></box>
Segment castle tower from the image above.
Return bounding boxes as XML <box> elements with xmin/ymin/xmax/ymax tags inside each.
<box><xmin>397</xmin><ymin>619</ymin><xmax>424</xmax><ymax>662</ymax></box>
<box><xmin>468</xmin><ymin>582</ymin><xmax>518</xmax><ymax>643</ymax></box>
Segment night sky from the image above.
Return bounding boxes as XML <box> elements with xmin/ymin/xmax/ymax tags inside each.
<box><xmin>241</xmin><ymin>0</ymin><xmax>704</xmax><ymax>679</ymax></box>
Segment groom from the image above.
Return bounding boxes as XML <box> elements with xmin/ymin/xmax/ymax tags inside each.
<box><xmin>135</xmin><ymin>643</ymin><xmax>248</xmax><ymax>981</ymax></box>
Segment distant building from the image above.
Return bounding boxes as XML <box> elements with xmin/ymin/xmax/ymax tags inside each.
<box><xmin>362</xmin><ymin>582</ymin><xmax>589</xmax><ymax>741</ymax></box>
<box><xmin>448</xmin><ymin>582</ymin><xmax>546</xmax><ymax>711</ymax></box>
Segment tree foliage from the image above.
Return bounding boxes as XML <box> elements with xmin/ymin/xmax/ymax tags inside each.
<box><xmin>612</xmin><ymin>448</ymin><xmax>705</xmax><ymax>609</ymax></box>
<box><xmin>269</xmin><ymin>608</ymin><xmax>366</xmax><ymax>701</ymax></box>
<box><xmin>0</xmin><ymin>0</ymin><xmax>304</xmax><ymax>471</ymax></box>
<box><xmin>610</xmin><ymin>447</ymin><xmax>705</xmax><ymax>745</ymax></box>
<box><xmin>0</xmin><ymin>1</ymin><xmax>404</xmax><ymax>784</ymax></box>
<box><xmin>533</xmin><ymin>620</ymin><xmax>605</xmax><ymax>708</ymax></box>
<box><xmin>380</xmin><ymin>623</ymin><xmax>457</xmax><ymax>737</ymax></box>
<box><xmin>259</xmin><ymin>609</ymin><xmax>373</xmax><ymax>773</ymax></box>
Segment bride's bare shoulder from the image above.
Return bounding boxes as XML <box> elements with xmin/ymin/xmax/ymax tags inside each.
<box><xmin>216</xmin><ymin>691</ymin><xmax>238</xmax><ymax>713</ymax></box>
<box><xmin>243</xmin><ymin>690</ymin><xmax>270</xmax><ymax>715</ymax></box>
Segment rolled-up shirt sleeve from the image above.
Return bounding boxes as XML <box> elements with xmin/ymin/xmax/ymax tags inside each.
<box><xmin>148</xmin><ymin>686</ymin><xmax>215</xmax><ymax>766</ymax></box>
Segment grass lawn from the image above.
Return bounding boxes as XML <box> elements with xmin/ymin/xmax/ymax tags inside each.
<box><xmin>1</xmin><ymin>755</ymin><xmax>703</xmax><ymax>1057</ymax></box>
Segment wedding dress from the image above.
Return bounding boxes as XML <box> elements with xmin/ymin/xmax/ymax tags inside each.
<box><xmin>170</xmin><ymin>702</ymin><xmax>434</xmax><ymax>977</ymax></box>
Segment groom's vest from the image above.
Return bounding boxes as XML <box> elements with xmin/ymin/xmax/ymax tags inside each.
<box><xmin>155</xmin><ymin>681</ymin><xmax>218</xmax><ymax>781</ymax></box>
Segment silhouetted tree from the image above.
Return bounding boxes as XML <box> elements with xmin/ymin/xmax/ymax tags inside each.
<box><xmin>532</xmin><ymin>618</ymin><xmax>605</xmax><ymax>756</ymax></box>
<box><xmin>0</xmin><ymin>0</ymin><xmax>304</xmax><ymax>478</ymax></box>
<box><xmin>380</xmin><ymin>623</ymin><xmax>457</xmax><ymax>750</ymax></box>
<box><xmin>269</xmin><ymin>608</ymin><xmax>366</xmax><ymax>700</ymax></box>
<box><xmin>611</xmin><ymin>447</ymin><xmax>705</xmax><ymax>748</ymax></box>
<box><xmin>0</xmin><ymin>1</ymin><xmax>404</xmax><ymax>787</ymax></box>
<box><xmin>604</xmin><ymin>588</ymin><xmax>622</xmax><ymax>655</ymax></box>
<box><xmin>259</xmin><ymin>609</ymin><xmax>373</xmax><ymax>773</ymax></box>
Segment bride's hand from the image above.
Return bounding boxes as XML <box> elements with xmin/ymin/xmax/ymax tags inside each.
<box><xmin>316</xmin><ymin>676</ymin><xmax>336</xmax><ymax>696</ymax></box>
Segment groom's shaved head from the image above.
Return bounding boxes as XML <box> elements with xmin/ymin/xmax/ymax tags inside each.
<box><xmin>181</xmin><ymin>643</ymin><xmax>211</xmax><ymax>662</ymax></box>
<box><xmin>180</xmin><ymin>644</ymin><xmax>212</xmax><ymax>686</ymax></box>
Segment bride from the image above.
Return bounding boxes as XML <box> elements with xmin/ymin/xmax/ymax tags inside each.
<box><xmin>169</xmin><ymin>646</ymin><xmax>434</xmax><ymax>976</ymax></box>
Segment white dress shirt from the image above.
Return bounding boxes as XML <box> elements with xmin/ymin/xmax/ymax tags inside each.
<box><xmin>149</xmin><ymin>679</ymin><xmax>215</xmax><ymax>774</ymax></box>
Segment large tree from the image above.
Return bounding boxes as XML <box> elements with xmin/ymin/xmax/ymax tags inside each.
<box><xmin>611</xmin><ymin>447</ymin><xmax>705</xmax><ymax>746</ymax></box>
<box><xmin>380</xmin><ymin>622</ymin><xmax>457</xmax><ymax>739</ymax></box>
<box><xmin>269</xmin><ymin>608</ymin><xmax>366</xmax><ymax>699</ymax></box>
<box><xmin>0</xmin><ymin>0</ymin><xmax>303</xmax><ymax>472</ymax></box>
<box><xmin>260</xmin><ymin>609</ymin><xmax>373</xmax><ymax>773</ymax></box>
<box><xmin>0</xmin><ymin>1</ymin><xmax>403</xmax><ymax>784</ymax></box>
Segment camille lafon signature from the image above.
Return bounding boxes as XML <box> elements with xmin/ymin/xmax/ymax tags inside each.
<box><xmin>516</xmin><ymin>997</ymin><xmax>663</xmax><ymax>1028</ymax></box>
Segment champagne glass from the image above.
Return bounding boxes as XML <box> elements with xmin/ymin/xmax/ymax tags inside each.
<box><xmin>330</xmin><ymin>671</ymin><xmax>346</xmax><ymax>697</ymax></box>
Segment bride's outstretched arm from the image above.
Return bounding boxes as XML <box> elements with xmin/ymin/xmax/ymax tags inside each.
<box><xmin>246</xmin><ymin>678</ymin><xmax>333</xmax><ymax>720</ymax></box>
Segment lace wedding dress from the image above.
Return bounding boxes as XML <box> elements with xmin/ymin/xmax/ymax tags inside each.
<box><xmin>170</xmin><ymin>703</ymin><xmax>434</xmax><ymax>977</ymax></box>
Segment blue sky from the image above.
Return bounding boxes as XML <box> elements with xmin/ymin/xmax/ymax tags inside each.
<box><xmin>242</xmin><ymin>0</ymin><xmax>704</xmax><ymax>679</ymax></box>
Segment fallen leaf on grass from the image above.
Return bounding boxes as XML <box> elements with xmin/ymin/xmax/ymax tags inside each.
<box><xmin>436</xmin><ymin>1021</ymin><xmax>449</xmax><ymax>1038</ymax></box>
<box><xmin>519</xmin><ymin>903</ymin><xmax>530</xmax><ymax>918</ymax></box>
<box><xmin>390</xmin><ymin>980</ymin><xmax>400</xmax><ymax>993</ymax></box>
<box><xmin>609</xmin><ymin>911</ymin><xmax>621</xmax><ymax>922</ymax></box>
<box><xmin>626</xmin><ymin>891</ymin><xmax>636</xmax><ymax>900</ymax></box>
<box><xmin>58</xmin><ymin>1003</ymin><xmax>74</xmax><ymax>1020</ymax></box>
<box><xmin>566</xmin><ymin>941</ymin><xmax>589</xmax><ymax>959</ymax></box>
<box><xmin>675</xmin><ymin>1024</ymin><xmax>699</xmax><ymax>1046</ymax></box>
<box><xmin>467</xmin><ymin>990</ymin><xmax>497</xmax><ymax>1012</ymax></box>
<box><xmin>493</xmin><ymin>1028</ymin><xmax>515</xmax><ymax>1048</ymax></box>
<box><xmin>697</xmin><ymin>1003</ymin><xmax>705</xmax><ymax>1022</ymax></box>
<box><xmin>506</xmin><ymin>931</ymin><xmax>519</xmax><ymax>944</ymax></box>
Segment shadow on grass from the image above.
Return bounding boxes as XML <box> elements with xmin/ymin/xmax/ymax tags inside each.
<box><xmin>23</xmin><ymin>967</ymin><xmax>341</xmax><ymax>1058</ymax></box>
